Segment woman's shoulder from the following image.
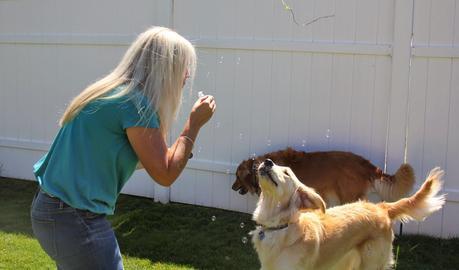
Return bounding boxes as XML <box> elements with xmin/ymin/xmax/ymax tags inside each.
<box><xmin>104</xmin><ymin>85</ymin><xmax>160</xmax><ymax>127</ymax></box>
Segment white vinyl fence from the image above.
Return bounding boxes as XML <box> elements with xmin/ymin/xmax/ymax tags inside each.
<box><xmin>0</xmin><ymin>0</ymin><xmax>458</xmax><ymax>238</ymax></box>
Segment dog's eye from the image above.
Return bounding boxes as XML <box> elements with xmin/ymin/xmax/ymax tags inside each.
<box><xmin>284</xmin><ymin>170</ymin><xmax>290</xmax><ymax>176</ymax></box>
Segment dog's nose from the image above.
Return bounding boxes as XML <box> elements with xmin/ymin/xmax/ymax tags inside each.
<box><xmin>264</xmin><ymin>159</ymin><xmax>274</xmax><ymax>168</ymax></box>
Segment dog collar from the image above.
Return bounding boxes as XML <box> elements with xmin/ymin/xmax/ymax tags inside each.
<box><xmin>257</xmin><ymin>223</ymin><xmax>289</xmax><ymax>240</ymax></box>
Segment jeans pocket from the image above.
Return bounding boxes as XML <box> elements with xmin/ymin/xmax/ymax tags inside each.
<box><xmin>31</xmin><ymin>216</ymin><xmax>58</xmax><ymax>259</ymax></box>
<box><xmin>76</xmin><ymin>209</ymin><xmax>105</xmax><ymax>220</ymax></box>
<box><xmin>74</xmin><ymin>209</ymin><xmax>106</xmax><ymax>233</ymax></box>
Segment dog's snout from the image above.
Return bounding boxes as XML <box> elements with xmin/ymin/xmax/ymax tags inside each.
<box><xmin>264</xmin><ymin>159</ymin><xmax>274</xmax><ymax>168</ymax></box>
<box><xmin>258</xmin><ymin>159</ymin><xmax>274</xmax><ymax>176</ymax></box>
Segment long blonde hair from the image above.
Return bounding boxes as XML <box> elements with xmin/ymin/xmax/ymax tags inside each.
<box><xmin>59</xmin><ymin>26</ymin><xmax>197</xmax><ymax>136</ymax></box>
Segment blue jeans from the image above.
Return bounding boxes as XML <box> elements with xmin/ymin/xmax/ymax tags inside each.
<box><xmin>30</xmin><ymin>189</ymin><xmax>124</xmax><ymax>270</ymax></box>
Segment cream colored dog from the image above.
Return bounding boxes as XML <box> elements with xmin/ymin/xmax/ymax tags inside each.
<box><xmin>251</xmin><ymin>159</ymin><xmax>446</xmax><ymax>270</ymax></box>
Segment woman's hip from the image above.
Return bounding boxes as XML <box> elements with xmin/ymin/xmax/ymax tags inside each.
<box><xmin>30</xmin><ymin>189</ymin><xmax>123</xmax><ymax>269</ymax></box>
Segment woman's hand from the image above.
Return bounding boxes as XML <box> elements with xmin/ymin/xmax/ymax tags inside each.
<box><xmin>189</xmin><ymin>95</ymin><xmax>216</xmax><ymax>129</ymax></box>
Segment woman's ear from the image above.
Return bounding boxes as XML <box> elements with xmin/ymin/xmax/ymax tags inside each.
<box><xmin>293</xmin><ymin>185</ymin><xmax>326</xmax><ymax>213</ymax></box>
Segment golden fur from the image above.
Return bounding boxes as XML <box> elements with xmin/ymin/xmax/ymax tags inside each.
<box><xmin>251</xmin><ymin>160</ymin><xmax>446</xmax><ymax>270</ymax></box>
<box><xmin>233</xmin><ymin>148</ymin><xmax>415</xmax><ymax>206</ymax></box>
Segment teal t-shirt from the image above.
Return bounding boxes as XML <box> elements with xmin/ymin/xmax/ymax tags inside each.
<box><xmin>33</xmin><ymin>86</ymin><xmax>159</xmax><ymax>215</ymax></box>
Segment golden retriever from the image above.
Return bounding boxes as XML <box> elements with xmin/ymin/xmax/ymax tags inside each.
<box><xmin>251</xmin><ymin>159</ymin><xmax>446</xmax><ymax>270</ymax></box>
<box><xmin>232</xmin><ymin>148</ymin><xmax>415</xmax><ymax>206</ymax></box>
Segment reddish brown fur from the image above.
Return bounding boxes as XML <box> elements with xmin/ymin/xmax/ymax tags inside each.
<box><xmin>232</xmin><ymin>147</ymin><xmax>414</xmax><ymax>205</ymax></box>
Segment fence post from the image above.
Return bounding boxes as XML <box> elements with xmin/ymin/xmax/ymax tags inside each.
<box><xmin>386</xmin><ymin>0</ymin><xmax>414</xmax><ymax>173</ymax></box>
<box><xmin>386</xmin><ymin>0</ymin><xmax>415</xmax><ymax>235</ymax></box>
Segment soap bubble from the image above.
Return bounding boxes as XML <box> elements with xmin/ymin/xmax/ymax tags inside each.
<box><xmin>301</xmin><ymin>139</ymin><xmax>306</xmax><ymax>147</ymax></box>
<box><xmin>215</xmin><ymin>122</ymin><xmax>221</xmax><ymax>128</ymax></box>
<box><xmin>242</xmin><ymin>236</ymin><xmax>248</xmax><ymax>244</ymax></box>
<box><xmin>267</xmin><ymin>139</ymin><xmax>272</xmax><ymax>146</ymax></box>
<box><xmin>225</xmin><ymin>169</ymin><xmax>231</xmax><ymax>174</ymax></box>
<box><xmin>218</xmin><ymin>56</ymin><xmax>224</xmax><ymax>64</ymax></box>
<box><xmin>198</xmin><ymin>91</ymin><xmax>205</xmax><ymax>98</ymax></box>
<box><xmin>236</xmin><ymin>57</ymin><xmax>241</xmax><ymax>65</ymax></box>
<box><xmin>206</xmin><ymin>72</ymin><xmax>211</xmax><ymax>78</ymax></box>
<box><xmin>239</xmin><ymin>133</ymin><xmax>244</xmax><ymax>140</ymax></box>
<box><xmin>325</xmin><ymin>129</ymin><xmax>331</xmax><ymax>139</ymax></box>
<box><xmin>240</xmin><ymin>222</ymin><xmax>245</xmax><ymax>229</ymax></box>
<box><xmin>198</xmin><ymin>146</ymin><xmax>202</xmax><ymax>153</ymax></box>
<box><xmin>211</xmin><ymin>216</ymin><xmax>216</xmax><ymax>222</ymax></box>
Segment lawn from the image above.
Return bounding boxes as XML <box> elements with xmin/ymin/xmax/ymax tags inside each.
<box><xmin>1</xmin><ymin>177</ymin><xmax>458</xmax><ymax>270</ymax></box>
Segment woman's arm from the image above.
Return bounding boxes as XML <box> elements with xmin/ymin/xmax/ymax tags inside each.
<box><xmin>127</xmin><ymin>95</ymin><xmax>216</xmax><ymax>187</ymax></box>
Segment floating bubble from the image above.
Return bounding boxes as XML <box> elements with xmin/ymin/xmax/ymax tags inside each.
<box><xmin>198</xmin><ymin>146</ymin><xmax>202</xmax><ymax>153</ymax></box>
<box><xmin>325</xmin><ymin>129</ymin><xmax>331</xmax><ymax>139</ymax></box>
<box><xmin>301</xmin><ymin>139</ymin><xmax>306</xmax><ymax>147</ymax></box>
<box><xmin>215</xmin><ymin>122</ymin><xmax>221</xmax><ymax>128</ymax></box>
<box><xmin>198</xmin><ymin>91</ymin><xmax>205</xmax><ymax>98</ymax></box>
<box><xmin>267</xmin><ymin>139</ymin><xmax>272</xmax><ymax>146</ymax></box>
<box><xmin>211</xmin><ymin>216</ymin><xmax>216</xmax><ymax>222</ymax></box>
<box><xmin>236</xmin><ymin>57</ymin><xmax>241</xmax><ymax>65</ymax></box>
<box><xmin>239</xmin><ymin>133</ymin><xmax>244</xmax><ymax>140</ymax></box>
<box><xmin>225</xmin><ymin>256</ymin><xmax>230</xmax><ymax>261</ymax></box>
<box><xmin>251</xmin><ymin>153</ymin><xmax>257</xmax><ymax>160</ymax></box>
<box><xmin>206</xmin><ymin>72</ymin><xmax>211</xmax><ymax>78</ymax></box>
<box><xmin>242</xmin><ymin>236</ymin><xmax>248</xmax><ymax>244</ymax></box>
<box><xmin>225</xmin><ymin>169</ymin><xmax>231</xmax><ymax>174</ymax></box>
<box><xmin>218</xmin><ymin>56</ymin><xmax>224</xmax><ymax>64</ymax></box>
<box><xmin>240</xmin><ymin>222</ymin><xmax>245</xmax><ymax>229</ymax></box>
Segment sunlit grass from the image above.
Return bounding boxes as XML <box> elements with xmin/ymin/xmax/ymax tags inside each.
<box><xmin>0</xmin><ymin>231</ymin><xmax>197</xmax><ymax>270</ymax></box>
<box><xmin>0</xmin><ymin>231</ymin><xmax>54</xmax><ymax>269</ymax></box>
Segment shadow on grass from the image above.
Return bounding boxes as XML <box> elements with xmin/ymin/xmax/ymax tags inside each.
<box><xmin>111</xmin><ymin>193</ymin><xmax>259</xmax><ymax>269</ymax></box>
<box><xmin>2</xmin><ymin>177</ymin><xmax>458</xmax><ymax>270</ymax></box>
<box><xmin>393</xmin><ymin>234</ymin><xmax>459</xmax><ymax>270</ymax></box>
<box><xmin>0</xmin><ymin>177</ymin><xmax>37</xmax><ymax>236</ymax></box>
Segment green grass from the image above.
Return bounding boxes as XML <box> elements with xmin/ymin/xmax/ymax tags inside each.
<box><xmin>1</xmin><ymin>177</ymin><xmax>458</xmax><ymax>270</ymax></box>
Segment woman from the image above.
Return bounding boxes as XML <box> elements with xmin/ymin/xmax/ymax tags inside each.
<box><xmin>30</xmin><ymin>26</ymin><xmax>216</xmax><ymax>269</ymax></box>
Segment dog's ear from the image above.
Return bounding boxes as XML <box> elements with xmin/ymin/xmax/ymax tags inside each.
<box><xmin>246</xmin><ymin>158</ymin><xmax>261</xmax><ymax>194</ymax></box>
<box><xmin>293</xmin><ymin>186</ymin><xmax>326</xmax><ymax>213</ymax></box>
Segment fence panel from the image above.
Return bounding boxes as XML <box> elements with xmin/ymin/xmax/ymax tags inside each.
<box><xmin>1</xmin><ymin>0</ymin><xmax>458</xmax><ymax>237</ymax></box>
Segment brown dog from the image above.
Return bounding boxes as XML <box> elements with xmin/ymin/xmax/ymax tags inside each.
<box><xmin>232</xmin><ymin>148</ymin><xmax>414</xmax><ymax>206</ymax></box>
<box><xmin>251</xmin><ymin>160</ymin><xmax>445</xmax><ymax>270</ymax></box>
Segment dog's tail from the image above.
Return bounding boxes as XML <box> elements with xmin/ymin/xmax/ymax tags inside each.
<box><xmin>373</xmin><ymin>164</ymin><xmax>415</xmax><ymax>202</ymax></box>
<box><xmin>382</xmin><ymin>167</ymin><xmax>446</xmax><ymax>223</ymax></box>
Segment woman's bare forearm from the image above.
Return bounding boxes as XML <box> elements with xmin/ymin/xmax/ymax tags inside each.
<box><xmin>160</xmin><ymin>118</ymin><xmax>199</xmax><ymax>186</ymax></box>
